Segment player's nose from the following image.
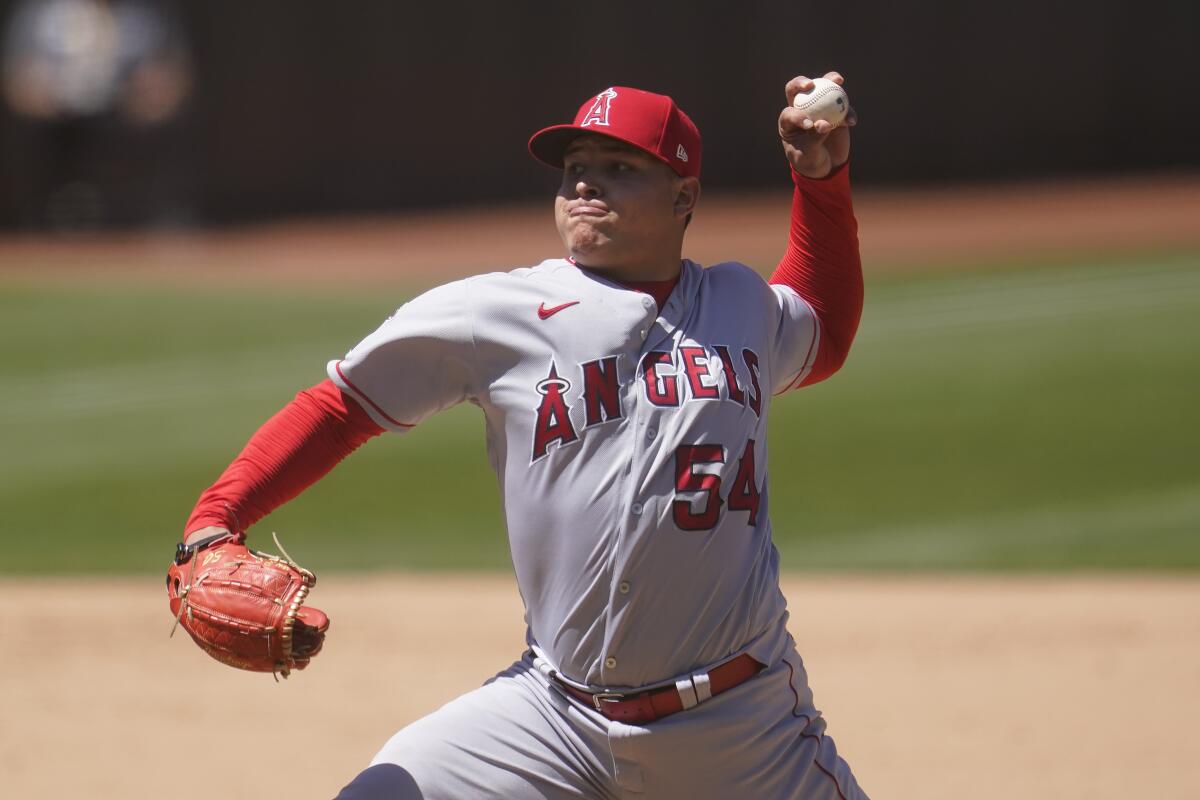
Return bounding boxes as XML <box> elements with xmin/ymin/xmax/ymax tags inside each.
<box><xmin>574</xmin><ymin>176</ymin><xmax>602</xmax><ymax>199</ymax></box>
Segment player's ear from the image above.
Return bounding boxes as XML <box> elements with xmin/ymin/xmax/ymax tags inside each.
<box><xmin>673</xmin><ymin>177</ymin><xmax>701</xmax><ymax>221</ymax></box>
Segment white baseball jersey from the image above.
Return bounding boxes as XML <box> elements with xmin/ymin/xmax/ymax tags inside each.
<box><xmin>328</xmin><ymin>257</ymin><xmax>821</xmax><ymax>690</ymax></box>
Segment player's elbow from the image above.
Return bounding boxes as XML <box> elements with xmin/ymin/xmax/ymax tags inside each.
<box><xmin>799</xmin><ymin>328</ymin><xmax>858</xmax><ymax>388</ymax></box>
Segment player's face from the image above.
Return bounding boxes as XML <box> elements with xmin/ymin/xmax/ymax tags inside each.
<box><xmin>555</xmin><ymin>135</ymin><xmax>698</xmax><ymax>281</ymax></box>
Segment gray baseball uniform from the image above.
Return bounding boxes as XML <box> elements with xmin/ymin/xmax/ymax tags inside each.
<box><xmin>329</xmin><ymin>257</ymin><xmax>867</xmax><ymax>799</ymax></box>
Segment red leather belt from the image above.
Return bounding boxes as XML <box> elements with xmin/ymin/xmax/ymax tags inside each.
<box><xmin>553</xmin><ymin>653</ymin><xmax>764</xmax><ymax>725</ymax></box>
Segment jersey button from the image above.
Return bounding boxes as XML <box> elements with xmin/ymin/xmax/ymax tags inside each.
<box><xmin>631</xmin><ymin>502</ymin><xmax>643</xmax><ymax>515</ymax></box>
<box><xmin>646</xmin><ymin>428</ymin><xmax>657</xmax><ymax>440</ymax></box>
<box><xmin>605</xmin><ymin>656</ymin><xmax>618</xmax><ymax>669</ymax></box>
<box><xmin>618</xmin><ymin>581</ymin><xmax>631</xmax><ymax>594</ymax></box>
<box><xmin>641</xmin><ymin>296</ymin><xmax>654</xmax><ymax>308</ymax></box>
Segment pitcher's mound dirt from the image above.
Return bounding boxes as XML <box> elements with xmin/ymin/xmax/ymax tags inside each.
<box><xmin>1</xmin><ymin>574</ymin><xmax>1196</xmax><ymax>799</ymax></box>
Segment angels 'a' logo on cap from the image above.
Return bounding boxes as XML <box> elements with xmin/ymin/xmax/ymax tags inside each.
<box><xmin>580</xmin><ymin>88</ymin><xmax>618</xmax><ymax>127</ymax></box>
<box><xmin>676</xmin><ymin>144</ymin><xmax>689</xmax><ymax>162</ymax></box>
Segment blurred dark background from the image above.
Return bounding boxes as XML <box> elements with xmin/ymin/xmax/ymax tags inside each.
<box><xmin>1</xmin><ymin>0</ymin><xmax>1196</xmax><ymax>230</ymax></box>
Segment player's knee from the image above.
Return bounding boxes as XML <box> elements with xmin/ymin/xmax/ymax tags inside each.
<box><xmin>334</xmin><ymin>763</ymin><xmax>423</xmax><ymax>799</ymax></box>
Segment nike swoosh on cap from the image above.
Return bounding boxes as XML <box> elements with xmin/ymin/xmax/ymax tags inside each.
<box><xmin>537</xmin><ymin>301</ymin><xmax>580</xmax><ymax>320</ymax></box>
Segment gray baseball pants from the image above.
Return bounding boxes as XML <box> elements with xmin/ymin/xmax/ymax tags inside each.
<box><xmin>334</xmin><ymin>647</ymin><xmax>867</xmax><ymax>799</ymax></box>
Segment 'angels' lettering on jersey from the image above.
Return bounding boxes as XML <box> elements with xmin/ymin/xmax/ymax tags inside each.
<box><xmin>328</xmin><ymin>259</ymin><xmax>822</xmax><ymax>687</ymax></box>
<box><xmin>531</xmin><ymin>345</ymin><xmax>762</xmax><ymax>462</ymax></box>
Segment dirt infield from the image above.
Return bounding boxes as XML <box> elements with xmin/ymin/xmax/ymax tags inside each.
<box><xmin>1</xmin><ymin>172</ymin><xmax>1198</xmax><ymax>287</ymax></box>
<box><xmin>2</xmin><ymin>574</ymin><xmax>1197</xmax><ymax>799</ymax></box>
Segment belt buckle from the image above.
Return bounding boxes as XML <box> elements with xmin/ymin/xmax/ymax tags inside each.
<box><xmin>591</xmin><ymin>691</ymin><xmax>626</xmax><ymax>711</ymax></box>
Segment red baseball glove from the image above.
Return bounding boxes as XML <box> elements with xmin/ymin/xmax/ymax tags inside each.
<box><xmin>166</xmin><ymin>531</ymin><xmax>329</xmax><ymax>678</ymax></box>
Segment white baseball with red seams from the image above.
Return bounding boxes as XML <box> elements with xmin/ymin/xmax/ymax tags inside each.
<box><xmin>793</xmin><ymin>77</ymin><xmax>850</xmax><ymax>127</ymax></box>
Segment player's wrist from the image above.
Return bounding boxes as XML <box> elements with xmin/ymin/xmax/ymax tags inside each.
<box><xmin>791</xmin><ymin>159</ymin><xmax>849</xmax><ymax>183</ymax></box>
<box><xmin>183</xmin><ymin>525</ymin><xmax>233</xmax><ymax>547</ymax></box>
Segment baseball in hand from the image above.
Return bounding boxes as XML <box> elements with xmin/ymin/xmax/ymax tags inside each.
<box><xmin>792</xmin><ymin>77</ymin><xmax>849</xmax><ymax>128</ymax></box>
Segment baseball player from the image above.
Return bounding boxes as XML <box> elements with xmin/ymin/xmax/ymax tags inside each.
<box><xmin>176</xmin><ymin>72</ymin><xmax>867</xmax><ymax>799</ymax></box>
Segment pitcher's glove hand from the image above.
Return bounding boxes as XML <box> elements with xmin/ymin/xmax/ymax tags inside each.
<box><xmin>166</xmin><ymin>530</ymin><xmax>329</xmax><ymax>678</ymax></box>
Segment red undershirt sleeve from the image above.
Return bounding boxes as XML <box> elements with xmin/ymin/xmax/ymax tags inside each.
<box><xmin>183</xmin><ymin>379</ymin><xmax>385</xmax><ymax>536</ymax></box>
<box><xmin>769</xmin><ymin>162</ymin><xmax>864</xmax><ymax>387</ymax></box>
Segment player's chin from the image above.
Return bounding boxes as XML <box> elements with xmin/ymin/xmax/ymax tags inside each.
<box><xmin>564</xmin><ymin>224</ymin><xmax>613</xmax><ymax>258</ymax></box>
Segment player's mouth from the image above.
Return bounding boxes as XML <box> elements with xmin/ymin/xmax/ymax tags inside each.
<box><xmin>569</xmin><ymin>203</ymin><xmax>610</xmax><ymax>218</ymax></box>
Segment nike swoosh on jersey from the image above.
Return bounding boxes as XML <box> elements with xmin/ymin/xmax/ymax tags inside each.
<box><xmin>537</xmin><ymin>301</ymin><xmax>580</xmax><ymax>320</ymax></box>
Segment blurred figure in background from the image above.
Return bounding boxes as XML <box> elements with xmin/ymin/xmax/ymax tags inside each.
<box><xmin>1</xmin><ymin>0</ymin><xmax>192</xmax><ymax>230</ymax></box>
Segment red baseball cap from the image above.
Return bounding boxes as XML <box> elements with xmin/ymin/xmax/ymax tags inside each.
<box><xmin>528</xmin><ymin>86</ymin><xmax>702</xmax><ymax>180</ymax></box>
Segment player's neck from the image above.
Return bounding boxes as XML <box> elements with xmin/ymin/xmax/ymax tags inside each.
<box><xmin>571</xmin><ymin>254</ymin><xmax>683</xmax><ymax>284</ymax></box>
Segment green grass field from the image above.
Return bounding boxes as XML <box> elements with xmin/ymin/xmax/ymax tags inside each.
<box><xmin>1</xmin><ymin>249</ymin><xmax>1197</xmax><ymax>573</ymax></box>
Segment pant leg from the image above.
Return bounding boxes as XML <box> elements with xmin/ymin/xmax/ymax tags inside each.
<box><xmin>336</xmin><ymin>764</ymin><xmax>421</xmax><ymax>799</ymax></box>
<box><xmin>334</xmin><ymin>654</ymin><xmax>619</xmax><ymax>800</ymax></box>
<box><xmin>622</xmin><ymin>646</ymin><xmax>869</xmax><ymax>800</ymax></box>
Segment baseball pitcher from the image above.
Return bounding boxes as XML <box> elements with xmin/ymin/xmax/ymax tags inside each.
<box><xmin>167</xmin><ymin>72</ymin><xmax>869</xmax><ymax>799</ymax></box>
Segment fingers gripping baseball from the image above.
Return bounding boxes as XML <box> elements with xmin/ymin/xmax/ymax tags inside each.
<box><xmin>166</xmin><ymin>531</ymin><xmax>329</xmax><ymax>678</ymax></box>
<box><xmin>780</xmin><ymin>71</ymin><xmax>856</xmax><ymax>178</ymax></box>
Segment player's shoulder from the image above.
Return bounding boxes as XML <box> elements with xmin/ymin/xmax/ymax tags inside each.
<box><xmin>427</xmin><ymin>259</ymin><xmax>579</xmax><ymax>325</ymax></box>
<box><xmin>702</xmin><ymin>260</ymin><xmax>768</xmax><ymax>284</ymax></box>
<box><xmin>450</xmin><ymin>258</ymin><xmax>572</xmax><ymax>294</ymax></box>
<box><xmin>695</xmin><ymin>260</ymin><xmax>795</xmax><ymax>322</ymax></box>
<box><xmin>700</xmin><ymin>260</ymin><xmax>774</xmax><ymax>298</ymax></box>
<box><xmin>465</xmin><ymin>258</ymin><xmax>573</xmax><ymax>284</ymax></box>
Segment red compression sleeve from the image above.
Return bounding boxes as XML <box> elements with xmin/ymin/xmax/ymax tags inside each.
<box><xmin>769</xmin><ymin>163</ymin><xmax>864</xmax><ymax>387</ymax></box>
<box><xmin>184</xmin><ymin>379</ymin><xmax>385</xmax><ymax>535</ymax></box>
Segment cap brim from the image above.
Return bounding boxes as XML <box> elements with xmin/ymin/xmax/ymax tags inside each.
<box><xmin>527</xmin><ymin>125</ymin><xmax>587</xmax><ymax>169</ymax></box>
<box><xmin>527</xmin><ymin>125</ymin><xmax>675</xmax><ymax>172</ymax></box>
